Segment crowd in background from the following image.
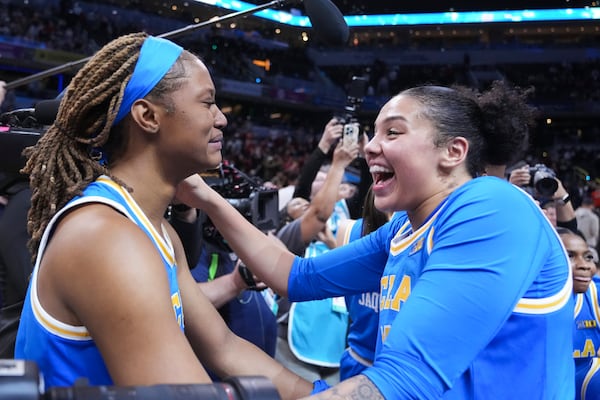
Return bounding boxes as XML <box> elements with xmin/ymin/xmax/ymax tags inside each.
<box><xmin>1</xmin><ymin>2</ymin><xmax>600</xmax><ymax>398</ymax></box>
<box><xmin>1</xmin><ymin>0</ymin><xmax>600</xmax><ymax>205</ymax></box>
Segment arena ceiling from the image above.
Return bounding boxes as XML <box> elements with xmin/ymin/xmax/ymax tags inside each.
<box><xmin>92</xmin><ymin>0</ymin><xmax>596</xmax><ymax>19</ymax></box>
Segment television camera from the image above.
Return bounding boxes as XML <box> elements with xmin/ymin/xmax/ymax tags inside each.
<box><xmin>200</xmin><ymin>160</ymin><xmax>279</xmax><ymax>244</ymax></box>
<box><xmin>0</xmin><ymin>359</ymin><xmax>280</xmax><ymax>400</ymax></box>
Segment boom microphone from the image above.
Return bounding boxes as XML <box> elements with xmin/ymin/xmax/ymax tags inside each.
<box><xmin>33</xmin><ymin>99</ymin><xmax>61</xmax><ymax>126</ymax></box>
<box><xmin>303</xmin><ymin>0</ymin><xmax>349</xmax><ymax>45</ymax></box>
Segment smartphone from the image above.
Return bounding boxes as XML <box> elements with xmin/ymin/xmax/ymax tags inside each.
<box><xmin>342</xmin><ymin>121</ymin><xmax>360</xmax><ymax>149</ymax></box>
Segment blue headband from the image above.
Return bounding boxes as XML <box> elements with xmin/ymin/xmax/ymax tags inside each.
<box><xmin>113</xmin><ymin>36</ymin><xmax>184</xmax><ymax>125</ymax></box>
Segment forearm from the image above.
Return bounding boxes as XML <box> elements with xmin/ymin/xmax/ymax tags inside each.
<box><xmin>197</xmin><ymin>275</ymin><xmax>243</xmax><ymax>309</ymax></box>
<box><xmin>294</xmin><ymin>148</ymin><xmax>328</xmax><ymax>200</ymax></box>
<box><xmin>216</xmin><ymin>332</ymin><xmax>313</xmax><ymax>400</ymax></box>
<box><xmin>311</xmin><ymin>162</ymin><xmax>345</xmax><ymax>221</ymax></box>
<box><xmin>555</xmin><ymin>200</ymin><xmax>575</xmax><ymax>225</ymax></box>
<box><xmin>184</xmin><ymin>179</ymin><xmax>294</xmax><ymax>295</ymax></box>
<box><xmin>301</xmin><ymin>375</ymin><xmax>383</xmax><ymax>400</ymax></box>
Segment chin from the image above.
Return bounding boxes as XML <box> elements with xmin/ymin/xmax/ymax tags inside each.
<box><xmin>374</xmin><ymin>197</ymin><xmax>396</xmax><ymax>214</ymax></box>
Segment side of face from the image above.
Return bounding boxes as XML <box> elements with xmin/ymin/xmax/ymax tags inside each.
<box><xmin>561</xmin><ymin>232</ymin><xmax>597</xmax><ymax>293</ymax></box>
<box><xmin>364</xmin><ymin>94</ymin><xmax>443</xmax><ymax>214</ymax></box>
<box><xmin>156</xmin><ymin>58</ymin><xmax>228</xmax><ymax>175</ymax></box>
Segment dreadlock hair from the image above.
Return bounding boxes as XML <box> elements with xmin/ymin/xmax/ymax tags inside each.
<box><xmin>22</xmin><ymin>32</ymin><xmax>195</xmax><ymax>262</ymax></box>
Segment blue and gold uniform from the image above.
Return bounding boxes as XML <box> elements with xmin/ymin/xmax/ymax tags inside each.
<box><xmin>574</xmin><ymin>276</ymin><xmax>600</xmax><ymax>400</ymax></box>
<box><xmin>288</xmin><ymin>177</ymin><xmax>574</xmax><ymax>399</ymax></box>
<box><xmin>15</xmin><ymin>176</ymin><xmax>184</xmax><ymax>388</ymax></box>
<box><xmin>339</xmin><ymin>218</ymin><xmax>380</xmax><ymax>380</ymax></box>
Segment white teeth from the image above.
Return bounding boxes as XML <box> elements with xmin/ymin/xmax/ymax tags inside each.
<box><xmin>370</xmin><ymin>165</ymin><xmax>392</xmax><ymax>174</ymax></box>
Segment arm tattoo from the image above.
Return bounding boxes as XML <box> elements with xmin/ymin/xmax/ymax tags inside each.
<box><xmin>311</xmin><ymin>375</ymin><xmax>384</xmax><ymax>400</ymax></box>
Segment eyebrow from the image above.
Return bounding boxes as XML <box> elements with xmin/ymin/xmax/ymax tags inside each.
<box><xmin>375</xmin><ymin>114</ymin><xmax>407</xmax><ymax>130</ymax></box>
<box><xmin>383</xmin><ymin>115</ymin><xmax>408</xmax><ymax>123</ymax></box>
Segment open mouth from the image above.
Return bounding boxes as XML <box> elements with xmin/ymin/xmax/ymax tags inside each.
<box><xmin>371</xmin><ymin>165</ymin><xmax>394</xmax><ymax>185</ymax></box>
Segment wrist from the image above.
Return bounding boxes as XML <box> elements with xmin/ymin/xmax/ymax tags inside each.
<box><xmin>556</xmin><ymin>193</ymin><xmax>571</xmax><ymax>206</ymax></box>
<box><xmin>317</xmin><ymin>142</ymin><xmax>330</xmax><ymax>154</ymax></box>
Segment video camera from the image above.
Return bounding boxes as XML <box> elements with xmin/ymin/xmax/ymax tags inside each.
<box><xmin>528</xmin><ymin>163</ymin><xmax>558</xmax><ymax>198</ymax></box>
<box><xmin>336</xmin><ymin>76</ymin><xmax>368</xmax><ymax>149</ymax></box>
<box><xmin>0</xmin><ymin>359</ymin><xmax>280</xmax><ymax>400</ymax></box>
<box><xmin>0</xmin><ymin>99</ymin><xmax>59</xmax><ymax>177</ymax></box>
<box><xmin>201</xmin><ymin>161</ymin><xmax>279</xmax><ymax>244</ymax></box>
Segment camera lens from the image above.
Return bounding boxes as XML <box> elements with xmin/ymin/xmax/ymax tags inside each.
<box><xmin>535</xmin><ymin>177</ymin><xmax>558</xmax><ymax>198</ymax></box>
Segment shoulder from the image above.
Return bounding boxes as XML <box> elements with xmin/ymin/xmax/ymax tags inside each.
<box><xmin>438</xmin><ymin>177</ymin><xmax>553</xmax><ymax>240</ymax></box>
<box><xmin>449</xmin><ymin>176</ymin><xmax>538</xmax><ymax>213</ymax></box>
<box><xmin>45</xmin><ymin>203</ymin><xmax>162</xmax><ymax>279</ymax></box>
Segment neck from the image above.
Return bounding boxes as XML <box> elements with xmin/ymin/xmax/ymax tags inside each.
<box><xmin>407</xmin><ymin>176</ymin><xmax>471</xmax><ymax>228</ymax></box>
<box><xmin>108</xmin><ymin>167</ymin><xmax>175</xmax><ymax>230</ymax></box>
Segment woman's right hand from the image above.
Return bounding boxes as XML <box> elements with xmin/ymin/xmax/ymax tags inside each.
<box><xmin>174</xmin><ymin>173</ymin><xmax>214</xmax><ymax>208</ymax></box>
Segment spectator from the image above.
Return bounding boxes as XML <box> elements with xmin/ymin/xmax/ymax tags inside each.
<box><xmin>275</xmin><ymin>140</ymin><xmax>358</xmax><ymax>386</ymax></box>
<box><xmin>557</xmin><ymin>227</ymin><xmax>600</xmax><ymax>400</ymax></box>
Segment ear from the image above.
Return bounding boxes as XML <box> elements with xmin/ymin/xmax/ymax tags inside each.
<box><xmin>129</xmin><ymin>99</ymin><xmax>160</xmax><ymax>133</ymax></box>
<box><xmin>439</xmin><ymin>136</ymin><xmax>469</xmax><ymax>169</ymax></box>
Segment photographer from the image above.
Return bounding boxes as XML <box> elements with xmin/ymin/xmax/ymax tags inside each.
<box><xmin>509</xmin><ymin>163</ymin><xmax>577</xmax><ymax>231</ymax></box>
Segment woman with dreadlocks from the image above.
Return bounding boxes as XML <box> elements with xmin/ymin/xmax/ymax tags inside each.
<box><xmin>14</xmin><ymin>32</ymin><xmax>312</xmax><ymax>398</ymax></box>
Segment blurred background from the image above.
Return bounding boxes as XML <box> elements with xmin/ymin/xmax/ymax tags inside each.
<box><xmin>1</xmin><ymin>0</ymin><xmax>599</xmax><ymax>200</ymax></box>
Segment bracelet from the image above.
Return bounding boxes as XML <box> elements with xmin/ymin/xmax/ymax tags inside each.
<box><xmin>557</xmin><ymin>194</ymin><xmax>571</xmax><ymax>206</ymax></box>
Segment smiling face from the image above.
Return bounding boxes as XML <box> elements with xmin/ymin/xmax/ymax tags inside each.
<box><xmin>365</xmin><ymin>94</ymin><xmax>468</xmax><ymax>221</ymax></box>
<box><xmin>560</xmin><ymin>232</ymin><xmax>597</xmax><ymax>293</ymax></box>
<box><xmin>156</xmin><ymin>57</ymin><xmax>227</xmax><ymax>177</ymax></box>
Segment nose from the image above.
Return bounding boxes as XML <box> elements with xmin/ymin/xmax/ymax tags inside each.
<box><xmin>213</xmin><ymin>105</ymin><xmax>227</xmax><ymax>129</ymax></box>
<box><xmin>573</xmin><ymin>257</ymin><xmax>592</xmax><ymax>270</ymax></box>
<box><xmin>364</xmin><ymin>135</ymin><xmax>378</xmax><ymax>159</ymax></box>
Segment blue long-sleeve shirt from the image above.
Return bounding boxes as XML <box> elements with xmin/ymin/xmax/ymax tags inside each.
<box><xmin>289</xmin><ymin>177</ymin><xmax>574</xmax><ymax>399</ymax></box>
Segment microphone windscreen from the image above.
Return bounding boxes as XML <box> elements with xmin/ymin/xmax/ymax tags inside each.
<box><xmin>34</xmin><ymin>99</ymin><xmax>61</xmax><ymax>125</ymax></box>
<box><xmin>303</xmin><ymin>0</ymin><xmax>349</xmax><ymax>46</ymax></box>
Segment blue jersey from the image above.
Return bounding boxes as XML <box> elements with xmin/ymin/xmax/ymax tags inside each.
<box><xmin>339</xmin><ymin>219</ymin><xmax>380</xmax><ymax>380</ymax></box>
<box><xmin>288</xmin><ymin>177</ymin><xmax>574</xmax><ymax>399</ymax></box>
<box><xmin>573</xmin><ymin>277</ymin><xmax>600</xmax><ymax>400</ymax></box>
<box><xmin>15</xmin><ymin>176</ymin><xmax>184</xmax><ymax>389</ymax></box>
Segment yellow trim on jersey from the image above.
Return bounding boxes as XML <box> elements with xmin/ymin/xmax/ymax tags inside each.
<box><xmin>513</xmin><ymin>230</ymin><xmax>573</xmax><ymax>315</ymax></box>
<box><xmin>390</xmin><ymin>205</ymin><xmax>445</xmax><ymax>256</ymax></box>
<box><xmin>589</xmin><ymin>281</ymin><xmax>600</xmax><ymax>324</ymax></box>
<box><xmin>341</xmin><ymin>220</ymin><xmax>357</xmax><ymax>246</ymax></box>
<box><xmin>389</xmin><ymin>220</ymin><xmax>415</xmax><ymax>255</ymax></box>
<box><xmin>97</xmin><ymin>176</ymin><xmax>175</xmax><ymax>266</ymax></box>
<box><xmin>426</xmin><ymin>227</ymin><xmax>435</xmax><ymax>254</ymax></box>
<box><xmin>29</xmin><ymin>205</ymin><xmax>91</xmax><ymax>340</ymax></box>
<box><xmin>581</xmin><ymin>357</ymin><xmax>600</xmax><ymax>400</ymax></box>
<box><xmin>513</xmin><ymin>267</ymin><xmax>572</xmax><ymax>315</ymax></box>
<box><xmin>575</xmin><ymin>293</ymin><xmax>585</xmax><ymax>318</ymax></box>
